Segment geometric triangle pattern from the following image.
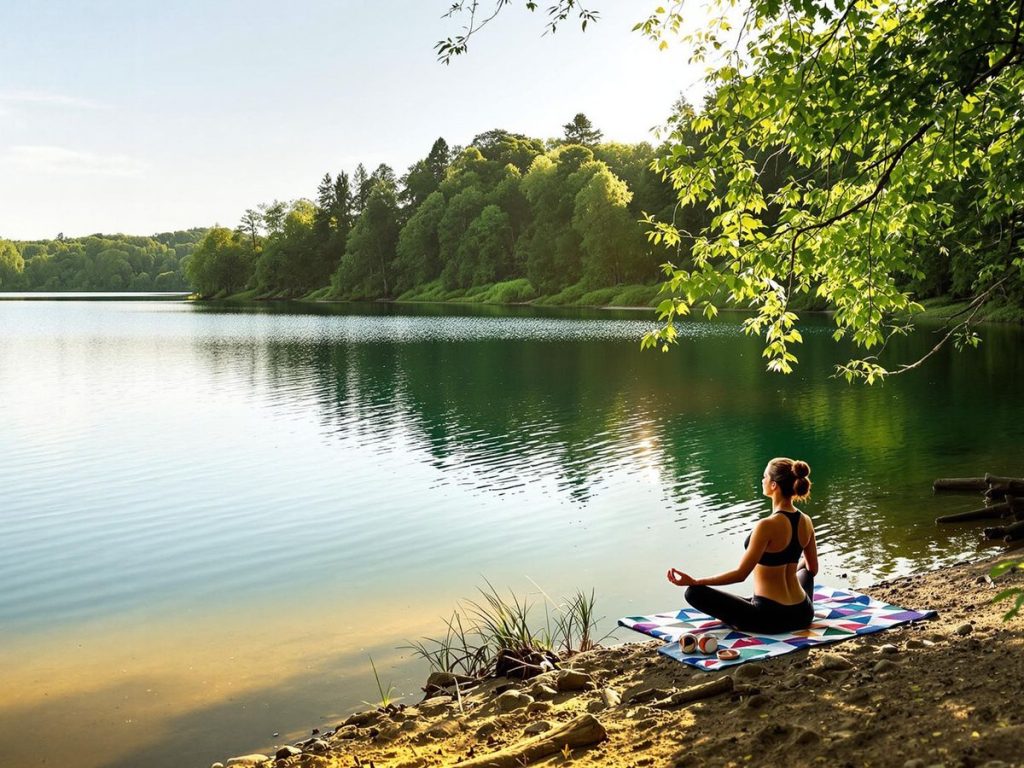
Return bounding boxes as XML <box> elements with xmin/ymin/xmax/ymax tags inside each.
<box><xmin>617</xmin><ymin>583</ymin><xmax>937</xmax><ymax>671</ymax></box>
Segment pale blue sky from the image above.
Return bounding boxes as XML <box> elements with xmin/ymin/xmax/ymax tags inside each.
<box><xmin>0</xmin><ymin>1</ymin><xmax>707</xmax><ymax>240</ymax></box>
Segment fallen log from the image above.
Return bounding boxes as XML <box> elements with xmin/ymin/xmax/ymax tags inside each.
<box><xmin>651</xmin><ymin>676</ymin><xmax>734</xmax><ymax>709</ymax></box>
<box><xmin>1004</xmin><ymin>520</ymin><xmax>1024</xmax><ymax>543</ymax></box>
<box><xmin>984</xmin><ymin>474</ymin><xmax>1024</xmax><ymax>486</ymax></box>
<box><xmin>985</xmin><ymin>520</ymin><xmax>1024</xmax><ymax>541</ymax></box>
<box><xmin>451</xmin><ymin>713</ymin><xmax>607</xmax><ymax>768</ymax></box>
<box><xmin>985</xmin><ymin>482</ymin><xmax>1024</xmax><ymax>501</ymax></box>
<box><xmin>936</xmin><ymin>503</ymin><xmax>1011</xmax><ymax>523</ymax></box>
<box><xmin>933</xmin><ymin>477</ymin><xmax>989</xmax><ymax>492</ymax></box>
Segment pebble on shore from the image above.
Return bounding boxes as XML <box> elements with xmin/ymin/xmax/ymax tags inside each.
<box><xmin>209</xmin><ymin>553</ymin><xmax>1024</xmax><ymax>768</ymax></box>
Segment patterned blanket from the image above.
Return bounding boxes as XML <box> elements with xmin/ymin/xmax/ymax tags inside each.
<box><xmin>618</xmin><ymin>585</ymin><xmax>937</xmax><ymax>670</ymax></box>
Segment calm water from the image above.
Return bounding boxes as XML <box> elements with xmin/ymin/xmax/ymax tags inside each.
<box><xmin>1</xmin><ymin>297</ymin><xmax>1021</xmax><ymax>768</ymax></box>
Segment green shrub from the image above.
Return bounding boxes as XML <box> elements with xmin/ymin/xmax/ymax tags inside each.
<box><xmin>577</xmin><ymin>286</ymin><xmax>621</xmax><ymax>306</ymax></box>
<box><xmin>485</xmin><ymin>278</ymin><xmax>537</xmax><ymax>304</ymax></box>
<box><xmin>535</xmin><ymin>283</ymin><xmax>588</xmax><ymax>306</ymax></box>
<box><xmin>610</xmin><ymin>284</ymin><xmax>661</xmax><ymax>307</ymax></box>
<box><xmin>982</xmin><ymin>301</ymin><xmax>1024</xmax><ymax>324</ymax></box>
<box><xmin>991</xmin><ymin>561</ymin><xmax>1024</xmax><ymax>620</ymax></box>
<box><xmin>225</xmin><ymin>288</ymin><xmax>261</xmax><ymax>301</ymax></box>
<box><xmin>301</xmin><ymin>286</ymin><xmax>333</xmax><ymax>301</ymax></box>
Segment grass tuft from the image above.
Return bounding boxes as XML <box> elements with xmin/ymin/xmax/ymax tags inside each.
<box><xmin>366</xmin><ymin>655</ymin><xmax>400</xmax><ymax>710</ymax></box>
<box><xmin>404</xmin><ymin>579</ymin><xmax>612</xmax><ymax>678</ymax></box>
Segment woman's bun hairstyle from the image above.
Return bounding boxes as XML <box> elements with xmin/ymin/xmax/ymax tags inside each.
<box><xmin>769</xmin><ymin>457</ymin><xmax>812</xmax><ymax>501</ymax></box>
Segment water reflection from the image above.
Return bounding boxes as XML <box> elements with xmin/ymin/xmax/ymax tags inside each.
<box><xmin>199</xmin><ymin>305</ymin><xmax>1020</xmax><ymax>582</ymax></box>
<box><xmin>162</xmin><ymin>302</ymin><xmax>1024</xmax><ymax>586</ymax></box>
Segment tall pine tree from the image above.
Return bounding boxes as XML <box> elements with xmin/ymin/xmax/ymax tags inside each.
<box><xmin>562</xmin><ymin>113</ymin><xmax>603</xmax><ymax>146</ymax></box>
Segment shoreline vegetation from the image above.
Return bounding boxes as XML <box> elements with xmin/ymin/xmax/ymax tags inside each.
<box><xmin>6</xmin><ymin>117</ymin><xmax>1021</xmax><ymax>332</ymax></box>
<box><xmin>209</xmin><ymin>552</ymin><xmax>1024</xmax><ymax>768</ymax></box>
<box><xmin>1</xmin><ymin>284</ymin><xmax>1022</xmax><ymax>326</ymax></box>
<box><xmin>199</xmin><ymin>285</ymin><xmax>1024</xmax><ymax>326</ymax></box>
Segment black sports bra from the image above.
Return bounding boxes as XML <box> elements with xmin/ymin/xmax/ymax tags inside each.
<box><xmin>744</xmin><ymin>510</ymin><xmax>804</xmax><ymax>566</ymax></box>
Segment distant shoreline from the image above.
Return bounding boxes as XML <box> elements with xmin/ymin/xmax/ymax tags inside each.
<box><xmin>223</xmin><ymin>292</ymin><xmax>1024</xmax><ymax>325</ymax></box>
<box><xmin>2</xmin><ymin>290</ymin><xmax>1022</xmax><ymax>325</ymax></box>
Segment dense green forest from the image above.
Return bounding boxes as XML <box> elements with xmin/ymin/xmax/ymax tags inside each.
<box><xmin>183</xmin><ymin>114</ymin><xmax>679</xmax><ymax>307</ymax></box>
<box><xmin>0</xmin><ymin>230</ymin><xmax>202</xmax><ymax>291</ymax></box>
<box><xmin>1</xmin><ymin>109</ymin><xmax>1019</xmax><ymax>318</ymax></box>
<box><xmin>181</xmin><ymin>111</ymin><xmax>1022</xmax><ymax>312</ymax></box>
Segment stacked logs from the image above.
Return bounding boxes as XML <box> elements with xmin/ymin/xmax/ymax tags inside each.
<box><xmin>934</xmin><ymin>473</ymin><xmax>1024</xmax><ymax>542</ymax></box>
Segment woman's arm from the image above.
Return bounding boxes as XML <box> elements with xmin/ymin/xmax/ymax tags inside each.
<box><xmin>668</xmin><ymin>520</ymin><xmax>771</xmax><ymax>587</ymax></box>
<box><xmin>697</xmin><ymin>521</ymin><xmax>770</xmax><ymax>585</ymax></box>
<box><xmin>799</xmin><ymin>519</ymin><xmax>819</xmax><ymax>575</ymax></box>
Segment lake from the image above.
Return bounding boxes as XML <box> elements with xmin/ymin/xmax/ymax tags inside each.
<box><xmin>0</xmin><ymin>296</ymin><xmax>1021</xmax><ymax>768</ymax></box>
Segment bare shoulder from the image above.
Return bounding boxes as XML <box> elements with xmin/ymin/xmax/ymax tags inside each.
<box><xmin>799</xmin><ymin>511</ymin><xmax>815</xmax><ymax>534</ymax></box>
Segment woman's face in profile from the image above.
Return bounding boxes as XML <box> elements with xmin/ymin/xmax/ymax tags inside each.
<box><xmin>761</xmin><ymin>465</ymin><xmax>773</xmax><ymax>497</ymax></box>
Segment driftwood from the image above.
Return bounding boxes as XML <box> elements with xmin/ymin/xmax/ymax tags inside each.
<box><xmin>988</xmin><ymin>521</ymin><xmax>1024</xmax><ymax>542</ymax></box>
<box><xmin>985</xmin><ymin>474</ymin><xmax>1024</xmax><ymax>486</ymax></box>
<box><xmin>936</xmin><ymin>502</ymin><xmax>1013</xmax><ymax>524</ymax></box>
<box><xmin>651</xmin><ymin>676</ymin><xmax>734</xmax><ymax>709</ymax></box>
<box><xmin>1006</xmin><ymin>521</ymin><xmax>1024</xmax><ymax>543</ymax></box>
<box><xmin>933</xmin><ymin>475</ymin><xmax>1024</xmax><ymax>496</ymax></box>
<box><xmin>934</xmin><ymin>477</ymin><xmax>990</xmax><ymax>492</ymax></box>
<box><xmin>452</xmin><ymin>713</ymin><xmax>607</xmax><ymax>768</ymax></box>
<box><xmin>625</xmin><ymin>686</ymin><xmax>671</xmax><ymax>705</ymax></box>
<box><xmin>936</xmin><ymin>496</ymin><xmax>1024</xmax><ymax>524</ymax></box>
<box><xmin>986</xmin><ymin>482</ymin><xmax>1024</xmax><ymax>500</ymax></box>
<box><xmin>933</xmin><ymin>474</ymin><xmax>1024</xmax><ymax>545</ymax></box>
<box><xmin>984</xmin><ymin>525</ymin><xmax>1008</xmax><ymax>540</ymax></box>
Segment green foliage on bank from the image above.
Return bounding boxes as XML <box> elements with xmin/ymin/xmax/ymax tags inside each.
<box><xmin>0</xmin><ymin>230</ymin><xmax>202</xmax><ymax>292</ymax></box>
<box><xmin>182</xmin><ymin>119</ymin><xmax>683</xmax><ymax>307</ymax></box>
<box><xmin>179</xmin><ymin>102</ymin><xmax>1024</xmax><ymax>322</ymax></box>
<box><xmin>629</xmin><ymin>1</ymin><xmax>1024</xmax><ymax>377</ymax></box>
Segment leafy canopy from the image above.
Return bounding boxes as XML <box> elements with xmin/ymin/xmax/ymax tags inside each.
<box><xmin>439</xmin><ymin>0</ymin><xmax>1024</xmax><ymax>381</ymax></box>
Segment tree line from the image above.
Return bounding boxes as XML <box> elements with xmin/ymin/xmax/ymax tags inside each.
<box><xmin>0</xmin><ymin>230</ymin><xmax>202</xmax><ymax>292</ymax></box>
<box><xmin>3</xmin><ymin>103</ymin><xmax>1016</xmax><ymax>324</ymax></box>
<box><xmin>186</xmin><ymin>106</ymin><xmax>1020</xmax><ymax>313</ymax></box>
<box><xmin>184</xmin><ymin>114</ymin><xmax>682</xmax><ymax>304</ymax></box>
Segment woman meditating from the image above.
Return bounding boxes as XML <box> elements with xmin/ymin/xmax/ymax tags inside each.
<box><xmin>667</xmin><ymin>458</ymin><xmax>818</xmax><ymax>634</ymax></box>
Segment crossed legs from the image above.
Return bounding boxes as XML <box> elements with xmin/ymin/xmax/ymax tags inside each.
<box><xmin>683</xmin><ymin>568</ymin><xmax>815</xmax><ymax>634</ymax></box>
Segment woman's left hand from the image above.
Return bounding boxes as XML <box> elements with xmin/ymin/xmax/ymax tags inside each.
<box><xmin>666</xmin><ymin>568</ymin><xmax>697</xmax><ymax>587</ymax></box>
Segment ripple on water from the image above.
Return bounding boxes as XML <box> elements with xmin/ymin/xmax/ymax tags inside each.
<box><xmin>0</xmin><ymin>298</ymin><xmax>1019</xmax><ymax>768</ymax></box>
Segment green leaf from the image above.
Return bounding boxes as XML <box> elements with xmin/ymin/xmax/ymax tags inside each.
<box><xmin>990</xmin><ymin>561</ymin><xmax>1021</xmax><ymax>579</ymax></box>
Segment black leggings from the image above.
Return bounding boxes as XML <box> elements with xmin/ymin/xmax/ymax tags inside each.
<box><xmin>683</xmin><ymin>568</ymin><xmax>815</xmax><ymax>635</ymax></box>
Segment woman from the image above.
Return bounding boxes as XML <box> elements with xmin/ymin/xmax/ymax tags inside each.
<box><xmin>666</xmin><ymin>458</ymin><xmax>818</xmax><ymax>634</ymax></box>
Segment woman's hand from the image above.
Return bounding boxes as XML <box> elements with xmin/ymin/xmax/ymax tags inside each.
<box><xmin>667</xmin><ymin>568</ymin><xmax>698</xmax><ymax>587</ymax></box>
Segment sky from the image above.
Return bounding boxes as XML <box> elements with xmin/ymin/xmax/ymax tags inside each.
<box><xmin>0</xmin><ymin>1</ymin><xmax>710</xmax><ymax>240</ymax></box>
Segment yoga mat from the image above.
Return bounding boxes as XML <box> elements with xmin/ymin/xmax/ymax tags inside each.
<box><xmin>618</xmin><ymin>584</ymin><xmax>937</xmax><ymax>670</ymax></box>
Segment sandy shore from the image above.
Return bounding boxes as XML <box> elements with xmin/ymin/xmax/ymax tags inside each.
<box><xmin>213</xmin><ymin>552</ymin><xmax>1024</xmax><ymax>768</ymax></box>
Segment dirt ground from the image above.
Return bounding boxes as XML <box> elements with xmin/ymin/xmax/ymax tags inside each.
<box><xmin>226</xmin><ymin>552</ymin><xmax>1024</xmax><ymax>768</ymax></box>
